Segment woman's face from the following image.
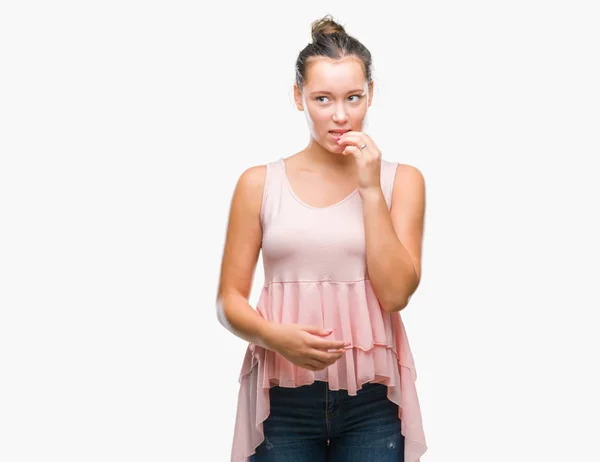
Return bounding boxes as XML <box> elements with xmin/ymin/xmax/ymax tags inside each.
<box><xmin>294</xmin><ymin>56</ymin><xmax>373</xmax><ymax>153</ymax></box>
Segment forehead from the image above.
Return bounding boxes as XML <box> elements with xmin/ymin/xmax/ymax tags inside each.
<box><xmin>304</xmin><ymin>56</ymin><xmax>366</xmax><ymax>92</ymax></box>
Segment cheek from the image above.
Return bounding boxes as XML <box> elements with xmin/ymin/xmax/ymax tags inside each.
<box><xmin>352</xmin><ymin>106</ymin><xmax>368</xmax><ymax>122</ymax></box>
<box><xmin>306</xmin><ymin>107</ymin><xmax>330</xmax><ymax>128</ymax></box>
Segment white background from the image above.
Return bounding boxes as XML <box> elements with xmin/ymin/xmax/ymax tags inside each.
<box><xmin>1</xmin><ymin>1</ymin><xmax>599</xmax><ymax>461</ymax></box>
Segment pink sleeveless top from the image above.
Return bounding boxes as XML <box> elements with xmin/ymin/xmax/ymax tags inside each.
<box><xmin>230</xmin><ymin>157</ymin><xmax>427</xmax><ymax>462</ymax></box>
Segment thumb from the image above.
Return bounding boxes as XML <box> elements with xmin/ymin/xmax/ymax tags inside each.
<box><xmin>301</xmin><ymin>325</ymin><xmax>333</xmax><ymax>336</ymax></box>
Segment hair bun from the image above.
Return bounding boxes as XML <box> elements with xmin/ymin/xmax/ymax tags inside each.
<box><xmin>311</xmin><ymin>15</ymin><xmax>346</xmax><ymax>41</ymax></box>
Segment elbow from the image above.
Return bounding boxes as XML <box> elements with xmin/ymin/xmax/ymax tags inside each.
<box><xmin>383</xmin><ymin>302</ymin><xmax>407</xmax><ymax>314</ymax></box>
<box><xmin>382</xmin><ymin>276</ymin><xmax>418</xmax><ymax>313</ymax></box>
<box><xmin>216</xmin><ymin>296</ymin><xmax>235</xmax><ymax>332</ymax></box>
<box><xmin>382</xmin><ymin>294</ymin><xmax>413</xmax><ymax>313</ymax></box>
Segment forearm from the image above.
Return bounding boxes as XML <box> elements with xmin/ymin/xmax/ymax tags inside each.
<box><xmin>216</xmin><ymin>292</ymin><xmax>277</xmax><ymax>350</ymax></box>
<box><xmin>360</xmin><ymin>188</ymin><xmax>419</xmax><ymax>312</ymax></box>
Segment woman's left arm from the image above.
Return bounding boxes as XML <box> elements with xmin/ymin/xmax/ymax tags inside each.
<box><xmin>360</xmin><ymin>165</ymin><xmax>426</xmax><ymax>313</ymax></box>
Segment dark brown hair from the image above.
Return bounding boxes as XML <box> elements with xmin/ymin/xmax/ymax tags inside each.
<box><xmin>295</xmin><ymin>15</ymin><xmax>373</xmax><ymax>91</ymax></box>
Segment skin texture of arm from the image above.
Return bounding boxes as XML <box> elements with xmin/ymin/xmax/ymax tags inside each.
<box><xmin>215</xmin><ymin>164</ymin><xmax>278</xmax><ymax>350</ymax></box>
<box><xmin>360</xmin><ymin>164</ymin><xmax>425</xmax><ymax>312</ymax></box>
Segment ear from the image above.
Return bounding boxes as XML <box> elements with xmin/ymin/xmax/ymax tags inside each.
<box><xmin>367</xmin><ymin>81</ymin><xmax>374</xmax><ymax>107</ymax></box>
<box><xmin>293</xmin><ymin>84</ymin><xmax>304</xmax><ymax>111</ymax></box>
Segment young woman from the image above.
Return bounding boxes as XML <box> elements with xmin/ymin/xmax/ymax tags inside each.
<box><xmin>216</xmin><ymin>15</ymin><xmax>427</xmax><ymax>462</ymax></box>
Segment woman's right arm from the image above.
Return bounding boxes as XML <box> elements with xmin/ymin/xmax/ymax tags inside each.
<box><xmin>215</xmin><ymin>165</ymin><xmax>277</xmax><ymax>350</ymax></box>
<box><xmin>216</xmin><ymin>164</ymin><xmax>348</xmax><ymax>371</ymax></box>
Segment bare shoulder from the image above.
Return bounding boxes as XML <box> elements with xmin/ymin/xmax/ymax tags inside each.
<box><xmin>394</xmin><ymin>163</ymin><xmax>425</xmax><ymax>184</ymax></box>
<box><xmin>392</xmin><ymin>163</ymin><xmax>425</xmax><ymax>201</ymax></box>
<box><xmin>237</xmin><ymin>164</ymin><xmax>267</xmax><ymax>194</ymax></box>
<box><xmin>233</xmin><ymin>164</ymin><xmax>268</xmax><ymax>211</ymax></box>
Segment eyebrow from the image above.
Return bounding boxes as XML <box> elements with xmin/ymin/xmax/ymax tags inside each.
<box><xmin>309</xmin><ymin>89</ymin><xmax>364</xmax><ymax>96</ymax></box>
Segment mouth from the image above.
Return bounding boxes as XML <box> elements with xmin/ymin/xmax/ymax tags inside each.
<box><xmin>329</xmin><ymin>130</ymin><xmax>351</xmax><ymax>142</ymax></box>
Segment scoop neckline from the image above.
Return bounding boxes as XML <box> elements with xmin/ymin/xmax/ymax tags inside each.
<box><xmin>279</xmin><ymin>157</ymin><xmax>359</xmax><ymax>210</ymax></box>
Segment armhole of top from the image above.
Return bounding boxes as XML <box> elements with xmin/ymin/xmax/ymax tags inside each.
<box><xmin>259</xmin><ymin>162</ymin><xmax>271</xmax><ymax>229</ymax></box>
<box><xmin>386</xmin><ymin>162</ymin><xmax>400</xmax><ymax>210</ymax></box>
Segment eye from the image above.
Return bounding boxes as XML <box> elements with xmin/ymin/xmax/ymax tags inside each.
<box><xmin>315</xmin><ymin>94</ymin><xmax>364</xmax><ymax>103</ymax></box>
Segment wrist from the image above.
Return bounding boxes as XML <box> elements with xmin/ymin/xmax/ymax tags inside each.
<box><xmin>358</xmin><ymin>186</ymin><xmax>385</xmax><ymax>203</ymax></box>
<box><xmin>256</xmin><ymin>319</ymin><xmax>279</xmax><ymax>352</ymax></box>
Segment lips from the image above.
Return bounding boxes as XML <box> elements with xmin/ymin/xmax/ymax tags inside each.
<box><xmin>329</xmin><ymin>132</ymin><xmax>347</xmax><ymax>144</ymax></box>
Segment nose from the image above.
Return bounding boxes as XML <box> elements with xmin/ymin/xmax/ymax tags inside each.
<box><xmin>332</xmin><ymin>103</ymin><xmax>348</xmax><ymax>123</ymax></box>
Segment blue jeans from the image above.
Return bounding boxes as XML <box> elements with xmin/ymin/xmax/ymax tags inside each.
<box><xmin>249</xmin><ymin>380</ymin><xmax>404</xmax><ymax>462</ymax></box>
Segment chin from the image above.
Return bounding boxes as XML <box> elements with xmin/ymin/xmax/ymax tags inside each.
<box><xmin>324</xmin><ymin>142</ymin><xmax>344</xmax><ymax>155</ymax></box>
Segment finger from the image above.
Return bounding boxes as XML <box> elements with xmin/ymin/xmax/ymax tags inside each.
<box><xmin>311</xmin><ymin>348</ymin><xmax>345</xmax><ymax>363</ymax></box>
<box><xmin>324</xmin><ymin>349</ymin><xmax>345</xmax><ymax>365</ymax></box>
<box><xmin>311</xmin><ymin>338</ymin><xmax>349</xmax><ymax>350</ymax></box>
<box><xmin>306</xmin><ymin>358</ymin><xmax>329</xmax><ymax>371</ymax></box>
<box><xmin>301</xmin><ymin>325</ymin><xmax>333</xmax><ymax>336</ymax></box>
<box><xmin>343</xmin><ymin>145</ymin><xmax>362</xmax><ymax>158</ymax></box>
<box><xmin>339</xmin><ymin>132</ymin><xmax>369</xmax><ymax>143</ymax></box>
<box><xmin>339</xmin><ymin>131</ymin><xmax>364</xmax><ymax>140</ymax></box>
<box><xmin>336</xmin><ymin>135</ymin><xmax>362</xmax><ymax>147</ymax></box>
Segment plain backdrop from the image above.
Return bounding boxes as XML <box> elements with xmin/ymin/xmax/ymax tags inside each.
<box><xmin>1</xmin><ymin>1</ymin><xmax>599</xmax><ymax>461</ymax></box>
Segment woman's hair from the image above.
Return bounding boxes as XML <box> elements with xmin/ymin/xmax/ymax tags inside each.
<box><xmin>295</xmin><ymin>15</ymin><xmax>373</xmax><ymax>91</ymax></box>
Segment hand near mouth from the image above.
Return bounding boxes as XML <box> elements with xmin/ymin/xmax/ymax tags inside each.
<box><xmin>335</xmin><ymin>131</ymin><xmax>382</xmax><ymax>194</ymax></box>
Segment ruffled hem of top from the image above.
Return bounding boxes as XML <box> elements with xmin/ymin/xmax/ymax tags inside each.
<box><xmin>230</xmin><ymin>280</ymin><xmax>428</xmax><ymax>462</ymax></box>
